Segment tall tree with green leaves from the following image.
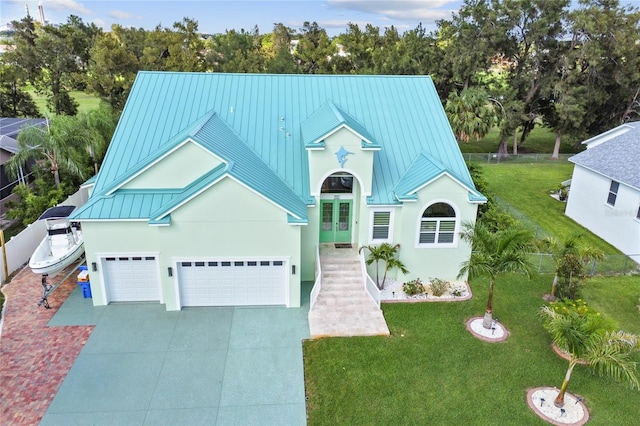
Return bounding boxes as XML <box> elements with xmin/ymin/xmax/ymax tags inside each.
<box><xmin>458</xmin><ymin>221</ymin><xmax>535</xmax><ymax>328</ymax></box>
<box><xmin>33</xmin><ymin>25</ymin><xmax>79</xmax><ymax>115</ymax></box>
<box><xmin>6</xmin><ymin>115</ymin><xmax>89</xmax><ymax>187</ymax></box>
<box><xmin>540</xmin><ymin>303</ymin><xmax>640</xmax><ymax>407</ymax></box>
<box><xmin>445</xmin><ymin>87</ymin><xmax>495</xmax><ymax>143</ymax></box>
<box><xmin>86</xmin><ymin>28</ymin><xmax>141</xmax><ymax>112</ymax></box>
<box><xmin>295</xmin><ymin>21</ymin><xmax>334</xmax><ymax>74</ymax></box>
<box><xmin>77</xmin><ymin>104</ymin><xmax>117</xmax><ymax>174</ymax></box>
<box><xmin>0</xmin><ymin>63</ymin><xmax>40</xmax><ymax>117</ymax></box>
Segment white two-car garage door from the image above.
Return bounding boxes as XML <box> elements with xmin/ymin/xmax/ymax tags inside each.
<box><xmin>103</xmin><ymin>256</ymin><xmax>161</xmax><ymax>302</ymax></box>
<box><xmin>178</xmin><ymin>259</ymin><xmax>287</xmax><ymax>307</ymax></box>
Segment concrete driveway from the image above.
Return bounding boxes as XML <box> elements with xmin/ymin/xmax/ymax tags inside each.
<box><xmin>40</xmin><ymin>284</ymin><xmax>311</xmax><ymax>425</ymax></box>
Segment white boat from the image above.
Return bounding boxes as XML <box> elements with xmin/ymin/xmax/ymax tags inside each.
<box><xmin>29</xmin><ymin>205</ymin><xmax>84</xmax><ymax>276</ymax></box>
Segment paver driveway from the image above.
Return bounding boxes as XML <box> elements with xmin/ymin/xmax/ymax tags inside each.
<box><xmin>38</xmin><ymin>283</ymin><xmax>311</xmax><ymax>425</ymax></box>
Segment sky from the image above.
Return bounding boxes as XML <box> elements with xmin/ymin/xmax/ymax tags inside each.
<box><xmin>0</xmin><ymin>0</ymin><xmax>464</xmax><ymax>36</ymax></box>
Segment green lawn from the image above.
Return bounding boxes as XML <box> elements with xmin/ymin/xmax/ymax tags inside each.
<box><xmin>458</xmin><ymin>126</ymin><xmax>578</xmax><ymax>154</ymax></box>
<box><xmin>26</xmin><ymin>87</ymin><xmax>102</xmax><ymax>115</ymax></box>
<box><xmin>304</xmin><ymin>274</ymin><xmax>640</xmax><ymax>425</ymax></box>
<box><xmin>480</xmin><ymin>163</ymin><xmax>621</xmax><ymax>256</ymax></box>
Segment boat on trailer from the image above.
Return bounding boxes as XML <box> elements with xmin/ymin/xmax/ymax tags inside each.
<box><xmin>29</xmin><ymin>205</ymin><xmax>84</xmax><ymax>276</ymax></box>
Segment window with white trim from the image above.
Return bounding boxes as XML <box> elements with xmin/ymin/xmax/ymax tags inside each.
<box><xmin>419</xmin><ymin>202</ymin><xmax>456</xmax><ymax>245</ymax></box>
<box><xmin>607</xmin><ymin>180</ymin><xmax>619</xmax><ymax>206</ymax></box>
<box><xmin>371</xmin><ymin>210</ymin><xmax>392</xmax><ymax>242</ymax></box>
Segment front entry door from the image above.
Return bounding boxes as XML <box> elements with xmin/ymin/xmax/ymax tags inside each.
<box><xmin>319</xmin><ymin>199</ymin><xmax>353</xmax><ymax>243</ymax></box>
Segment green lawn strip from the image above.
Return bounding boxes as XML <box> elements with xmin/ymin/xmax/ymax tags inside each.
<box><xmin>458</xmin><ymin>126</ymin><xmax>577</xmax><ymax>155</ymax></box>
<box><xmin>481</xmin><ymin>163</ymin><xmax>621</xmax><ymax>256</ymax></box>
<box><xmin>581</xmin><ymin>276</ymin><xmax>640</xmax><ymax>335</ymax></box>
<box><xmin>25</xmin><ymin>87</ymin><xmax>102</xmax><ymax>115</ymax></box>
<box><xmin>303</xmin><ymin>273</ymin><xmax>640</xmax><ymax>425</ymax></box>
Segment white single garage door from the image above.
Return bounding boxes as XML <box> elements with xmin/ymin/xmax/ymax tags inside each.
<box><xmin>103</xmin><ymin>256</ymin><xmax>161</xmax><ymax>302</ymax></box>
<box><xmin>178</xmin><ymin>259</ymin><xmax>287</xmax><ymax>307</ymax></box>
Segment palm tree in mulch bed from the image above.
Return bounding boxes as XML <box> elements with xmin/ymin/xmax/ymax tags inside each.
<box><xmin>458</xmin><ymin>221</ymin><xmax>536</xmax><ymax>329</ymax></box>
<box><xmin>359</xmin><ymin>243</ymin><xmax>408</xmax><ymax>290</ymax></box>
<box><xmin>540</xmin><ymin>301</ymin><xmax>640</xmax><ymax>407</ymax></box>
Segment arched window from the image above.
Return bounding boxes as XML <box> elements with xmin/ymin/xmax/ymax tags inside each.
<box><xmin>419</xmin><ymin>202</ymin><xmax>456</xmax><ymax>245</ymax></box>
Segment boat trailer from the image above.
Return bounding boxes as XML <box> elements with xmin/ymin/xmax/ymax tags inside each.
<box><xmin>38</xmin><ymin>256</ymin><xmax>86</xmax><ymax>309</ymax></box>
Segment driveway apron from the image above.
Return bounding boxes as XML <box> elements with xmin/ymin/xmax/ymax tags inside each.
<box><xmin>39</xmin><ymin>284</ymin><xmax>311</xmax><ymax>425</ymax></box>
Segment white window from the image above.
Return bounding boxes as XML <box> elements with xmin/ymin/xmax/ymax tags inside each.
<box><xmin>418</xmin><ymin>202</ymin><xmax>458</xmax><ymax>247</ymax></box>
<box><xmin>370</xmin><ymin>210</ymin><xmax>393</xmax><ymax>242</ymax></box>
<box><xmin>607</xmin><ymin>180</ymin><xmax>619</xmax><ymax>206</ymax></box>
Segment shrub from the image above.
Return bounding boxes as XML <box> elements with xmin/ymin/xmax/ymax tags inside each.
<box><xmin>402</xmin><ymin>278</ymin><xmax>425</xmax><ymax>296</ymax></box>
<box><xmin>429</xmin><ymin>278</ymin><xmax>451</xmax><ymax>296</ymax></box>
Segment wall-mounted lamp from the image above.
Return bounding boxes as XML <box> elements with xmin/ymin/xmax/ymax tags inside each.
<box><xmin>91</xmin><ymin>262</ymin><xmax>97</xmax><ymax>272</ymax></box>
<box><xmin>168</xmin><ymin>267</ymin><xmax>173</xmax><ymax>277</ymax></box>
<box><xmin>291</xmin><ymin>264</ymin><xmax>296</xmax><ymax>275</ymax></box>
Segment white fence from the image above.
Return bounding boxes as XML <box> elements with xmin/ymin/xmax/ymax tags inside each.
<box><xmin>0</xmin><ymin>187</ymin><xmax>89</xmax><ymax>283</ymax></box>
<box><xmin>309</xmin><ymin>246</ymin><xmax>321</xmax><ymax>310</ymax></box>
<box><xmin>360</xmin><ymin>249</ymin><xmax>381</xmax><ymax>308</ymax></box>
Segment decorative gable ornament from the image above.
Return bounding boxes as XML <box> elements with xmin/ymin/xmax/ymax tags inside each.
<box><xmin>335</xmin><ymin>146</ymin><xmax>354</xmax><ymax>168</ymax></box>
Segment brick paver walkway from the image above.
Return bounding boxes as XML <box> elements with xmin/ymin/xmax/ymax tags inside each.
<box><xmin>0</xmin><ymin>267</ymin><xmax>93</xmax><ymax>425</ymax></box>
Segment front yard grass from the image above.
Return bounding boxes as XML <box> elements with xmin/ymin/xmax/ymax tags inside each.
<box><xmin>303</xmin><ymin>273</ymin><xmax>640</xmax><ymax>425</ymax></box>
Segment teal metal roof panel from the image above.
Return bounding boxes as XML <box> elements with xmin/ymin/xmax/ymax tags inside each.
<box><xmin>71</xmin><ymin>190</ymin><xmax>180</xmax><ymax>220</ymax></box>
<box><xmin>301</xmin><ymin>101</ymin><xmax>377</xmax><ymax>147</ymax></box>
<box><xmin>91</xmin><ymin>73</ymin><xmax>480</xmax><ymax>211</ymax></box>
<box><xmin>393</xmin><ymin>152</ymin><xmax>446</xmax><ymax>199</ymax></box>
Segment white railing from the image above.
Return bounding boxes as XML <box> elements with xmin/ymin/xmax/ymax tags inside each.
<box><xmin>309</xmin><ymin>245</ymin><xmax>321</xmax><ymax>309</ymax></box>
<box><xmin>0</xmin><ymin>187</ymin><xmax>90</xmax><ymax>283</ymax></box>
<box><xmin>359</xmin><ymin>249</ymin><xmax>381</xmax><ymax>308</ymax></box>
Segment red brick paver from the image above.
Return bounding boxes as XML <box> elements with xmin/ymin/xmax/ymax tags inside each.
<box><xmin>0</xmin><ymin>267</ymin><xmax>93</xmax><ymax>425</ymax></box>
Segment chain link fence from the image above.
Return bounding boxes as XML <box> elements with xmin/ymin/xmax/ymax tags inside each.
<box><xmin>492</xmin><ymin>197</ymin><xmax>640</xmax><ymax>276</ymax></box>
<box><xmin>464</xmin><ymin>152</ymin><xmax>574</xmax><ymax>163</ymax></box>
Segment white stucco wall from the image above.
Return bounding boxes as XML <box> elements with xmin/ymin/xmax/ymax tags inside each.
<box><xmin>565</xmin><ymin>165</ymin><xmax>640</xmax><ymax>257</ymax></box>
<box><xmin>82</xmin><ymin>177</ymin><xmax>301</xmax><ymax>310</ymax></box>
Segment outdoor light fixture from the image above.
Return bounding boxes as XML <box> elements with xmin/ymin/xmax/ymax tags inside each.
<box><xmin>168</xmin><ymin>267</ymin><xmax>173</xmax><ymax>277</ymax></box>
<box><xmin>91</xmin><ymin>262</ymin><xmax>97</xmax><ymax>272</ymax></box>
<box><xmin>292</xmin><ymin>265</ymin><xmax>296</xmax><ymax>275</ymax></box>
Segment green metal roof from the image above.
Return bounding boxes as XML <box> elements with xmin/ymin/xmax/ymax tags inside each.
<box><xmin>76</xmin><ymin>72</ymin><xmax>482</xmax><ymax>222</ymax></box>
<box><xmin>302</xmin><ymin>101</ymin><xmax>378</xmax><ymax>148</ymax></box>
<box><xmin>393</xmin><ymin>151</ymin><xmax>487</xmax><ymax>203</ymax></box>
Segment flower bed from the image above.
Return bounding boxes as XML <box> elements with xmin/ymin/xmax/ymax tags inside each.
<box><xmin>381</xmin><ymin>278</ymin><xmax>472</xmax><ymax>303</ymax></box>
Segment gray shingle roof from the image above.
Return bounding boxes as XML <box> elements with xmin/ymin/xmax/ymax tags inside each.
<box><xmin>569</xmin><ymin>121</ymin><xmax>640</xmax><ymax>190</ymax></box>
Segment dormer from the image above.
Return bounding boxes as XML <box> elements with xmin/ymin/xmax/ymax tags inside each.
<box><xmin>302</xmin><ymin>101</ymin><xmax>380</xmax><ymax>197</ymax></box>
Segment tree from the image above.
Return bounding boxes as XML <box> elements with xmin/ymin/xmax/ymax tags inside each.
<box><xmin>6</xmin><ymin>115</ymin><xmax>89</xmax><ymax>188</ymax></box>
<box><xmin>77</xmin><ymin>104</ymin><xmax>117</xmax><ymax>174</ymax></box>
<box><xmin>445</xmin><ymin>87</ymin><xmax>495</xmax><ymax>143</ymax></box>
<box><xmin>0</xmin><ymin>63</ymin><xmax>40</xmax><ymax>117</ymax></box>
<box><xmin>359</xmin><ymin>243</ymin><xmax>409</xmax><ymax>290</ymax></box>
<box><xmin>540</xmin><ymin>302</ymin><xmax>640</xmax><ymax>407</ymax></box>
<box><xmin>294</xmin><ymin>21</ymin><xmax>334</xmax><ymax>74</ymax></box>
<box><xmin>458</xmin><ymin>221</ymin><xmax>535</xmax><ymax>328</ymax></box>
<box><xmin>33</xmin><ymin>25</ymin><xmax>79</xmax><ymax>115</ymax></box>
<box><xmin>539</xmin><ymin>235</ymin><xmax>604</xmax><ymax>299</ymax></box>
<box><xmin>87</xmin><ymin>28</ymin><xmax>141</xmax><ymax>111</ymax></box>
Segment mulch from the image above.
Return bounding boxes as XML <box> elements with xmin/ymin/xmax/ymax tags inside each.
<box><xmin>0</xmin><ymin>266</ymin><xmax>93</xmax><ymax>425</ymax></box>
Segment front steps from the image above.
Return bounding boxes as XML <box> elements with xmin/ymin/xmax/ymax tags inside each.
<box><xmin>308</xmin><ymin>244</ymin><xmax>390</xmax><ymax>338</ymax></box>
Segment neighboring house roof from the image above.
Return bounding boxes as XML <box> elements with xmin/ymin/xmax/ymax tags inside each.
<box><xmin>76</xmin><ymin>72</ymin><xmax>482</xmax><ymax>222</ymax></box>
<box><xmin>0</xmin><ymin>118</ymin><xmax>47</xmax><ymax>154</ymax></box>
<box><xmin>569</xmin><ymin>121</ymin><xmax>640</xmax><ymax>191</ymax></box>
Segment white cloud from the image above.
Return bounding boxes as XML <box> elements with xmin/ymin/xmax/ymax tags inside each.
<box><xmin>43</xmin><ymin>0</ymin><xmax>91</xmax><ymax>15</ymax></box>
<box><xmin>109</xmin><ymin>10</ymin><xmax>135</xmax><ymax>20</ymax></box>
<box><xmin>327</xmin><ymin>0</ymin><xmax>456</xmax><ymax>21</ymax></box>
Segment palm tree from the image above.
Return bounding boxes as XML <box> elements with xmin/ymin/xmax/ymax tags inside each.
<box><xmin>77</xmin><ymin>104</ymin><xmax>117</xmax><ymax>174</ymax></box>
<box><xmin>540</xmin><ymin>305</ymin><xmax>640</xmax><ymax>407</ymax></box>
<box><xmin>6</xmin><ymin>115</ymin><xmax>88</xmax><ymax>188</ymax></box>
<box><xmin>540</xmin><ymin>235</ymin><xmax>605</xmax><ymax>298</ymax></box>
<box><xmin>359</xmin><ymin>243</ymin><xmax>408</xmax><ymax>290</ymax></box>
<box><xmin>458</xmin><ymin>221</ymin><xmax>535</xmax><ymax>328</ymax></box>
